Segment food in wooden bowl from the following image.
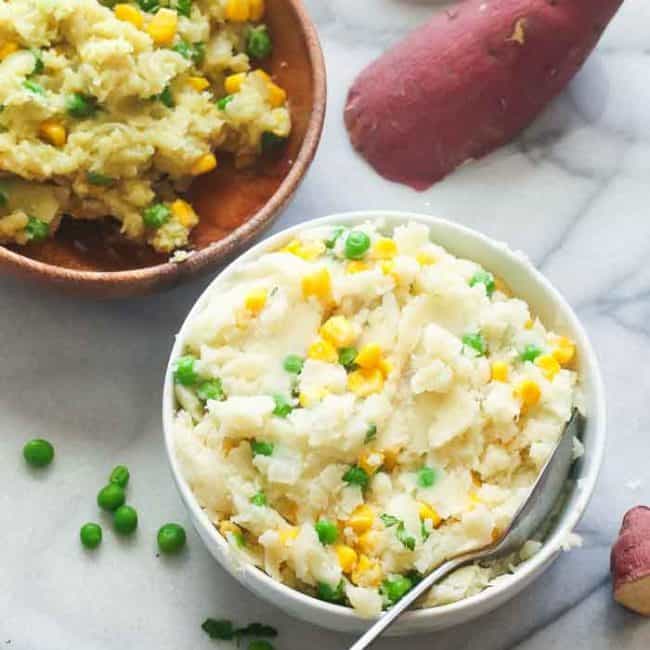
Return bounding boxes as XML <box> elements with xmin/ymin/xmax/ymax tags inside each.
<box><xmin>0</xmin><ymin>0</ymin><xmax>325</xmax><ymax>296</ymax></box>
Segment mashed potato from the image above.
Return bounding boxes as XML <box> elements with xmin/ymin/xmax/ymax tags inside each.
<box><xmin>173</xmin><ymin>220</ymin><xmax>578</xmax><ymax>616</ymax></box>
<box><xmin>0</xmin><ymin>0</ymin><xmax>290</xmax><ymax>252</ymax></box>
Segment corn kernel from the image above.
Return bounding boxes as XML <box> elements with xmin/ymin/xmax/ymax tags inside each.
<box><xmin>222</xmin><ymin>438</ymin><xmax>238</xmax><ymax>454</ymax></box>
<box><xmin>187</xmin><ymin>75</ymin><xmax>210</xmax><ymax>92</ymax></box>
<box><xmin>418</xmin><ymin>503</ymin><xmax>442</xmax><ymax>528</ymax></box>
<box><xmin>334</xmin><ymin>544</ymin><xmax>358</xmax><ymax>573</ymax></box>
<box><xmin>171</xmin><ymin>199</ymin><xmax>198</xmax><ymax>228</ymax></box>
<box><xmin>114</xmin><ymin>4</ymin><xmax>143</xmax><ymax>28</ymax></box>
<box><xmin>225</xmin><ymin>0</ymin><xmax>250</xmax><ymax>21</ymax></box>
<box><xmin>307</xmin><ymin>338</ymin><xmax>338</xmax><ymax>364</ymax></box>
<box><xmin>0</xmin><ymin>42</ymin><xmax>19</xmax><ymax>62</ymax></box>
<box><xmin>382</xmin><ymin>447</ymin><xmax>400</xmax><ymax>472</ymax></box>
<box><xmin>346</xmin><ymin>261</ymin><xmax>370</xmax><ymax>274</ymax></box>
<box><xmin>301</xmin><ymin>267</ymin><xmax>333</xmax><ymax>306</ymax></box>
<box><xmin>514</xmin><ymin>379</ymin><xmax>541</xmax><ymax>407</ymax></box>
<box><xmin>355</xmin><ymin>343</ymin><xmax>382</xmax><ymax>370</ymax></box>
<box><xmin>494</xmin><ymin>277</ymin><xmax>511</xmax><ymax>296</ymax></box>
<box><xmin>348</xmin><ymin>367</ymin><xmax>384</xmax><ymax>397</ymax></box>
<box><xmin>358</xmin><ymin>450</ymin><xmax>384</xmax><ymax>476</ymax></box>
<box><xmin>146</xmin><ymin>8</ymin><xmax>178</xmax><ymax>45</ymax></box>
<box><xmin>372</xmin><ymin>237</ymin><xmax>397</xmax><ymax>260</ymax></box>
<box><xmin>536</xmin><ymin>354</ymin><xmax>561</xmax><ymax>380</ymax></box>
<box><xmin>379</xmin><ymin>358</ymin><xmax>392</xmax><ymax>378</ymax></box>
<box><xmin>356</xmin><ymin>530</ymin><xmax>379</xmax><ymax>555</ymax></box>
<box><xmin>278</xmin><ymin>526</ymin><xmax>299</xmax><ymax>544</ymax></box>
<box><xmin>415</xmin><ymin>250</ymin><xmax>436</xmax><ymax>266</ymax></box>
<box><xmin>320</xmin><ymin>316</ymin><xmax>356</xmax><ymax>348</ymax></box>
<box><xmin>298</xmin><ymin>389</ymin><xmax>328</xmax><ymax>408</ymax></box>
<box><xmin>347</xmin><ymin>504</ymin><xmax>374</xmax><ymax>535</ymax></box>
<box><xmin>191</xmin><ymin>152</ymin><xmax>217</xmax><ymax>175</ymax></box>
<box><xmin>267</xmin><ymin>81</ymin><xmax>287</xmax><ymax>108</ymax></box>
<box><xmin>524</xmin><ymin>319</ymin><xmax>534</xmax><ymax>330</ymax></box>
<box><xmin>351</xmin><ymin>554</ymin><xmax>382</xmax><ymax>588</ymax></box>
<box><xmin>39</xmin><ymin>120</ymin><xmax>67</xmax><ymax>147</ymax></box>
<box><xmin>249</xmin><ymin>0</ymin><xmax>265</xmax><ymax>20</ymax></box>
<box><xmin>244</xmin><ymin>288</ymin><xmax>268</xmax><ymax>315</ymax></box>
<box><xmin>282</xmin><ymin>238</ymin><xmax>324</xmax><ymax>260</ymax></box>
<box><xmin>490</xmin><ymin>361</ymin><xmax>509</xmax><ymax>383</ymax></box>
<box><xmin>219</xmin><ymin>520</ymin><xmax>242</xmax><ymax>537</ymax></box>
<box><xmin>552</xmin><ymin>336</ymin><xmax>575</xmax><ymax>366</ymax></box>
<box><xmin>224</xmin><ymin>72</ymin><xmax>246</xmax><ymax>94</ymax></box>
<box><xmin>254</xmin><ymin>69</ymin><xmax>271</xmax><ymax>83</ymax></box>
<box><xmin>468</xmin><ymin>491</ymin><xmax>482</xmax><ymax>511</ymax></box>
<box><xmin>381</xmin><ymin>260</ymin><xmax>396</xmax><ymax>277</ymax></box>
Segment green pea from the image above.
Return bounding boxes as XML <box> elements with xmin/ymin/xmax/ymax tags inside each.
<box><xmin>324</xmin><ymin>226</ymin><xmax>344</xmax><ymax>250</ymax></box>
<box><xmin>469</xmin><ymin>269</ymin><xmax>496</xmax><ymax>296</ymax></box>
<box><xmin>137</xmin><ymin>0</ymin><xmax>159</xmax><ymax>12</ymax></box>
<box><xmin>261</xmin><ymin>131</ymin><xmax>287</xmax><ymax>153</ymax></box>
<box><xmin>364</xmin><ymin>424</ymin><xmax>377</xmax><ymax>443</ymax></box>
<box><xmin>216</xmin><ymin>94</ymin><xmax>234</xmax><ymax>110</ymax></box>
<box><xmin>113</xmin><ymin>505</ymin><xmax>138</xmax><ymax>535</ymax></box>
<box><xmin>31</xmin><ymin>49</ymin><xmax>44</xmax><ymax>75</ymax></box>
<box><xmin>172</xmin><ymin>41</ymin><xmax>204</xmax><ymax>64</ymax></box>
<box><xmin>143</xmin><ymin>203</ymin><xmax>171</xmax><ymax>228</ymax></box>
<box><xmin>342</xmin><ymin>465</ymin><xmax>369</xmax><ymax>489</ymax></box>
<box><xmin>272</xmin><ymin>394</ymin><xmax>292</xmax><ymax>418</ymax></box>
<box><xmin>175</xmin><ymin>0</ymin><xmax>191</xmax><ymax>17</ymax></box>
<box><xmin>158</xmin><ymin>85</ymin><xmax>174</xmax><ymax>108</ymax></box>
<box><xmin>251</xmin><ymin>440</ymin><xmax>274</xmax><ymax>457</ymax></box>
<box><xmin>25</xmin><ymin>216</ymin><xmax>49</xmax><ymax>242</ymax></box>
<box><xmin>250</xmin><ymin>492</ymin><xmax>267</xmax><ymax>507</ymax></box>
<box><xmin>248</xmin><ymin>642</ymin><xmax>274</xmax><ymax>650</ymax></box>
<box><xmin>314</xmin><ymin>519</ymin><xmax>338</xmax><ymax>545</ymax></box>
<box><xmin>66</xmin><ymin>92</ymin><xmax>97</xmax><ymax>118</ymax></box>
<box><xmin>344</xmin><ymin>231</ymin><xmax>371</xmax><ymax>260</ymax></box>
<box><xmin>86</xmin><ymin>171</ymin><xmax>114</xmax><ymax>186</ymax></box>
<box><xmin>417</xmin><ymin>466</ymin><xmax>436</xmax><ymax>488</ymax></box>
<box><xmin>157</xmin><ymin>523</ymin><xmax>186</xmax><ymax>554</ymax></box>
<box><xmin>316</xmin><ymin>580</ymin><xmax>345</xmax><ymax>604</ymax></box>
<box><xmin>246</xmin><ymin>25</ymin><xmax>272</xmax><ymax>60</ymax></box>
<box><xmin>109</xmin><ymin>465</ymin><xmax>130</xmax><ymax>488</ymax></box>
<box><xmin>381</xmin><ymin>575</ymin><xmax>413</xmax><ymax>604</ymax></box>
<box><xmin>80</xmin><ymin>523</ymin><xmax>102</xmax><ymax>549</ymax></box>
<box><xmin>174</xmin><ymin>354</ymin><xmax>199</xmax><ymax>386</ymax></box>
<box><xmin>338</xmin><ymin>347</ymin><xmax>358</xmax><ymax>370</ymax></box>
<box><xmin>97</xmin><ymin>483</ymin><xmax>126</xmax><ymax>511</ymax></box>
<box><xmin>23</xmin><ymin>438</ymin><xmax>54</xmax><ymax>467</ymax></box>
<box><xmin>22</xmin><ymin>79</ymin><xmax>45</xmax><ymax>95</ymax></box>
<box><xmin>520</xmin><ymin>344</ymin><xmax>542</xmax><ymax>363</ymax></box>
<box><xmin>462</xmin><ymin>332</ymin><xmax>487</xmax><ymax>356</ymax></box>
<box><xmin>283</xmin><ymin>354</ymin><xmax>304</xmax><ymax>374</ymax></box>
<box><xmin>196</xmin><ymin>378</ymin><xmax>225</xmax><ymax>402</ymax></box>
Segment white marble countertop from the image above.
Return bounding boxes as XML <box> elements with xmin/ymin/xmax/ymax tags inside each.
<box><xmin>3</xmin><ymin>1</ymin><xmax>650</xmax><ymax>648</ymax></box>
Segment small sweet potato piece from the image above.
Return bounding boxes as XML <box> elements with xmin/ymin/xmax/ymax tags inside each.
<box><xmin>345</xmin><ymin>0</ymin><xmax>624</xmax><ymax>190</ymax></box>
<box><xmin>611</xmin><ymin>506</ymin><xmax>650</xmax><ymax>616</ymax></box>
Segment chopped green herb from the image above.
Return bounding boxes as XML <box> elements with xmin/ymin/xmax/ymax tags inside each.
<box><xmin>325</xmin><ymin>226</ymin><xmax>345</xmax><ymax>250</ymax></box>
<box><xmin>173</xmin><ymin>354</ymin><xmax>199</xmax><ymax>386</ymax></box>
<box><xmin>250</xmin><ymin>492</ymin><xmax>267</xmax><ymax>507</ymax></box>
<box><xmin>314</xmin><ymin>519</ymin><xmax>338</xmax><ymax>545</ymax></box>
<box><xmin>172</xmin><ymin>40</ymin><xmax>205</xmax><ymax>64</ymax></box>
<box><xmin>421</xmin><ymin>520</ymin><xmax>430</xmax><ymax>541</ymax></box>
<box><xmin>520</xmin><ymin>344</ymin><xmax>542</xmax><ymax>363</ymax></box>
<box><xmin>462</xmin><ymin>332</ymin><xmax>487</xmax><ymax>357</ymax></box>
<box><xmin>31</xmin><ymin>49</ymin><xmax>44</xmax><ymax>75</ymax></box>
<box><xmin>364</xmin><ymin>423</ymin><xmax>377</xmax><ymax>443</ymax></box>
<box><xmin>283</xmin><ymin>354</ymin><xmax>304</xmax><ymax>374</ymax></box>
<box><xmin>338</xmin><ymin>346</ymin><xmax>358</xmax><ymax>370</ymax></box>
<box><xmin>381</xmin><ymin>575</ymin><xmax>413</xmax><ymax>605</ymax></box>
<box><xmin>317</xmin><ymin>580</ymin><xmax>345</xmax><ymax>603</ymax></box>
<box><xmin>469</xmin><ymin>269</ymin><xmax>496</xmax><ymax>296</ymax></box>
<box><xmin>66</xmin><ymin>92</ymin><xmax>97</xmax><ymax>118</ymax></box>
<box><xmin>158</xmin><ymin>85</ymin><xmax>174</xmax><ymax>108</ymax></box>
<box><xmin>201</xmin><ymin>619</ymin><xmax>234</xmax><ymax>640</ymax></box>
<box><xmin>143</xmin><ymin>203</ymin><xmax>171</xmax><ymax>228</ymax></box>
<box><xmin>23</xmin><ymin>79</ymin><xmax>45</xmax><ymax>95</ymax></box>
<box><xmin>197</xmin><ymin>378</ymin><xmax>225</xmax><ymax>402</ymax></box>
<box><xmin>175</xmin><ymin>0</ymin><xmax>192</xmax><ymax>17</ymax></box>
<box><xmin>380</xmin><ymin>513</ymin><xmax>400</xmax><ymax>528</ymax></box>
<box><xmin>261</xmin><ymin>131</ymin><xmax>287</xmax><ymax>153</ymax></box>
<box><xmin>25</xmin><ymin>217</ymin><xmax>49</xmax><ymax>242</ymax></box>
<box><xmin>342</xmin><ymin>465</ymin><xmax>369</xmax><ymax>489</ymax></box>
<box><xmin>109</xmin><ymin>465</ymin><xmax>130</xmax><ymax>488</ymax></box>
<box><xmin>246</xmin><ymin>25</ymin><xmax>272</xmax><ymax>60</ymax></box>
<box><xmin>86</xmin><ymin>171</ymin><xmax>114</xmax><ymax>186</ymax></box>
<box><xmin>251</xmin><ymin>440</ymin><xmax>274</xmax><ymax>457</ymax></box>
<box><xmin>216</xmin><ymin>94</ymin><xmax>234</xmax><ymax>110</ymax></box>
<box><xmin>396</xmin><ymin>521</ymin><xmax>416</xmax><ymax>551</ymax></box>
<box><xmin>417</xmin><ymin>465</ymin><xmax>437</xmax><ymax>488</ymax></box>
<box><xmin>272</xmin><ymin>394</ymin><xmax>292</xmax><ymax>418</ymax></box>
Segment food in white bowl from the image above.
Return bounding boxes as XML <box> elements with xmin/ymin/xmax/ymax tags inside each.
<box><xmin>170</xmin><ymin>217</ymin><xmax>582</xmax><ymax>618</ymax></box>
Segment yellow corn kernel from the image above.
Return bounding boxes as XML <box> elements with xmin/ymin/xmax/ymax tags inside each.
<box><xmin>146</xmin><ymin>8</ymin><xmax>178</xmax><ymax>45</ymax></box>
<box><xmin>278</xmin><ymin>526</ymin><xmax>299</xmax><ymax>544</ymax></box>
<box><xmin>282</xmin><ymin>238</ymin><xmax>324</xmax><ymax>260</ymax></box>
<box><xmin>418</xmin><ymin>503</ymin><xmax>442</xmax><ymax>528</ymax></box>
<box><xmin>415</xmin><ymin>250</ymin><xmax>436</xmax><ymax>266</ymax></box>
<box><xmin>191</xmin><ymin>152</ymin><xmax>217</xmax><ymax>176</ymax></box>
<box><xmin>494</xmin><ymin>277</ymin><xmax>511</xmax><ymax>296</ymax></box>
<box><xmin>346</xmin><ymin>261</ymin><xmax>370</xmax><ymax>274</ymax></box>
<box><xmin>536</xmin><ymin>354</ymin><xmax>561</xmax><ymax>381</ymax></box>
<box><xmin>171</xmin><ymin>199</ymin><xmax>198</xmax><ymax>228</ymax></box>
<box><xmin>266</xmin><ymin>81</ymin><xmax>286</xmax><ymax>108</ymax></box>
<box><xmin>351</xmin><ymin>554</ymin><xmax>382</xmax><ymax>588</ymax></box>
<box><xmin>298</xmin><ymin>388</ymin><xmax>328</xmax><ymax>408</ymax></box>
<box><xmin>222</xmin><ymin>438</ymin><xmax>238</xmax><ymax>454</ymax></box>
<box><xmin>249</xmin><ymin>0</ymin><xmax>265</xmax><ymax>20</ymax></box>
<box><xmin>39</xmin><ymin>120</ymin><xmax>67</xmax><ymax>147</ymax></box>
<box><xmin>347</xmin><ymin>367</ymin><xmax>384</xmax><ymax>397</ymax></box>
<box><xmin>372</xmin><ymin>237</ymin><xmax>397</xmax><ymax>260</ymax></box>
<box><xmin>347</xmin><ymin>504</ymin><xmax>374</xmax><ymax>535</ymax></box>
<box><xmin>307</xmin><ymin>338</ymin><xmax>338</xmax><ymax>364</ymax></box>
<box><xmin>552</xmin><ymin>336</ymin><xmax>576</xmax><ymax>366</ymax></box>
<box><xmin>355</xmin><ymin>343</ymin><xmax>382</xmax><ymax>370</ymax></box>
<box><xmin>356</xmin><ymin>530</ymin><xmax>379</xmax><ymax>555</ymax></box>
<box><xmin>225</xmin><ymin>72</ymin><xmax>246</xmax><ymax>94</ymax></box>
<box><xmin>490</xmin><ymin>361</ymin><xmax>509</xmax><ymax>383</ymax></box>
<box><xmin>254</xmin><ymin>69</ymin><xmax>271</xmax><ymax>83</ymax></box>
<box><xmin>219</xmin><ymin>520</ymin><xmax>242</xmax><ymax>537</ymax></box>
<box><xmin>524</xmin><ymin>318</ymin><xmax>534</xmax><ymax>330</ymax></box>
<box><xmin>224</xmin><ymin>0</ymin><xmax>250</xmax><ymax>21</ymax></box>
<box><xmin>244</xmin><ymin>288</ymin><xmax>268</xmax><ymax>315</ymax></box>
<box><xmin>379</xmin><ymin>358</ymin><xmax>392</xmax><ymax>378</ymax></box>
<box><xmin>0</xmin><ymin>42</ymin><xmax>19</xmax><ymax>62</ymax></box>
<box><xmin>468</xmin><ymin>491</ymin><xmax>482</xmax><ymax>511</ymax></box>
<box><xmin>334</xmin><ymin>544</ymin><xmax>358</xmax><ymax>574</ymax></box>
<box><xmin>381</xmin><ymin>260</ymin><xmax>396</xmax><ymax>277</ymax></box>
<box><xmin>514</xmin><ymin>379</ymin><xmax>541</xmax><ymax>407</ymax></box>
<box><xmin>320</xmin><ymin>315</ymin><xmax>356</xmax><ymax>348</ymax></box>
<box><xmin>382</xmin><ymin>447</ymin><xmax>400</xmax><ymax>472</ymax></box>
<box><xmin>358</xmin><ymin>449</ymin><xmax>384</xmax><ymax>476</ymax></box>
<box><xmin>301</xmin><ymin>267</ymin><xmax>333</xmax><ymax>305</ymax></box>
<box><xmin>187</xmin><ymin>75</ymin><xmax>210</xmax><ymax>92</ymax></box>
<box><xmin>114</xmin><ymin>4</ymin><xmax>143</xmax><ymax>28</ymax></box>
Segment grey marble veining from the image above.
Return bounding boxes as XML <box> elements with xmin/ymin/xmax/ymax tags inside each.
<box><xmin>2</xmin><ymin>1</ymin><xmax>650</xmax><ymax>648</ymax></box>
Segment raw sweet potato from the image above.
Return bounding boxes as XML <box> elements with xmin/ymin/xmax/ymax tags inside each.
<box><xmin>344</xmin><ymin>0</ymin><xmax>624</xmax><ymax>190</ymax></box>
<box><xmin>611</xmin><ymin>506</ymin><xmax>650</xmax><ymax>616</ymax></box>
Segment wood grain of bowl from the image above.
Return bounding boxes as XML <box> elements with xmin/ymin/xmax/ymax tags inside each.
<box><xmin>0</xmin><ymin>0</ymin><xmax>326</xmax><ymax>298</ymax></box>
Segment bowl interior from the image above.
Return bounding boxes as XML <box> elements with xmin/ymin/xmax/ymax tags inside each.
<box><xmin>0</xmin><ymin>0</ymin><xmax>324</xmax><ymax>294</ymax></box>
<box><xmin>163</xmin><ymin>211</ymin><xmax>605</xmax><ymax>634</ymax></box>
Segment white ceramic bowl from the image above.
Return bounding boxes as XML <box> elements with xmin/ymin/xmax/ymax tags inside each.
<box><xmin>162</xmin><ymin>211</ymin><xmax>606</xmax><ymax>636</ymax></box>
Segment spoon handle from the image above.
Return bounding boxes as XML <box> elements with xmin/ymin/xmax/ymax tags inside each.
<box><xmin>348</xmin><ymin>552</ymin><xmax>480</xmax><ymax>650</ymax></box>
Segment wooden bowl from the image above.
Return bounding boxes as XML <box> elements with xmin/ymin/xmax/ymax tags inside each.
<box><xmin>0</xmin><ymin>0</ymin><xmax>326</xmax><ymax>298</ymax></box>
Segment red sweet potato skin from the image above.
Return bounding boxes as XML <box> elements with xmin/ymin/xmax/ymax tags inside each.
<box><xmin>344</xmin><ymin>0</ymin><xmax>624</xmax><ymax>190</ymax></box>
<box><xmin>611</xmin><ymin>507</ymin><xmax>650</xmax><ymax>593</ymax></box>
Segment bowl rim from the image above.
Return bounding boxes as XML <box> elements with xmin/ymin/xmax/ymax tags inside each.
<box><xmin>0</xmin><ymin>0</ymin><xmax>326</xmax><ymax>292</ymax></box>
<box><xmin>162</xmin><ymin>210</ymin><xmax>607</xmax><ymax>628</ymax></box>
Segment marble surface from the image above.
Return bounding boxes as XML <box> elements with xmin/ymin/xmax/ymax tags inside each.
<box><xmin>3</xmin><ymin>1</ymin><xmax>650</xmax><ymax>648</ymax></box>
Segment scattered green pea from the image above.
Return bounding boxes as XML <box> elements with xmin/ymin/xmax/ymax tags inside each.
<box><xmin>80</xmin><ymin>523</ymin><xmax>102</xmax><ymax>549</ymax></box>
<box><xmin>197</xmin><ymin>378</ymin><xmax>225</xmax><ymax>402</ymax></box>
<box><xmin>344</xmin><ymin>230</ymin><xmax>371</xmax><ymax>260</ymax></box>
<box><xmin>97</xmin><ymin>483</ymin><xmax>126</xmax><ymax>512</ymax></box>
<box><xmin>469</xmin><ymin>269</ymin><xmax>496</xmax><ymax>296</ymax></box>
<box><xmin>314</xmin><ymin>519</ymin><xmax>338</xmax><ymax>545</ymax></box>
<box><xmin>216</xmin><ymin>94</ymin><xmax>234</xmax><ymax>110</ymax></box>
<box><xmin>173</xmin><ymin>354</ymin><xmax>199</xmax><ymax>385</ymax></box>
<box><xmin>417</xmin><ymin>465</ymin><xmax>437</xmax><ymax>488</ymax></box>
<box><xmin>157</xmin><ymin>523</ymin><xmax>186</xmax><ymax>554</ymax></box>
<box><xmin>316</xmin><ymin>580</ymin><xmax>345</xmax><ymax>604</ymax></box>
<box><xmin>250</xmin><ymin>492</ymin><xmax>267</xmax><ymax>507</ymax></box>
<box><xmin>22</xmin><ymin>79</ymin><xmax>45</xmax><ymax>95</ymax></box>
<box><xmin>462</xmin><ymin>332</ymin><xmax>487</xmax><ymax>356</ymax></box>
<box><xmin>251</xmin><ymin>440</ymin><xmax>274</xmax><ymax>457</ymax></box>
<box><xmin>114</xmin><ymin>505</ymin><xmax>138</xmax><ymax>535</ymax></box>
<box><xmin>246</xmin><ymin>25</ymin><xmax>272</xmax><ymax>60</ymax></box>
<box><xmin>342</xmin><ymin>465</ymin><xmax>369</xmax><ymax>489</ymax></box>
<box><xmin>158</xmin><ymin>85</ymin><xmax>174</xmax><ymax>108</ymax></box>
<box><xmin>31</xmin><ymin>49</ymin><xmax>44</xmax><ymax>75</ymax></box>
<box><xmin>142</xmin><ymin>202</ymin><xmax>171</xmax><ymax>229</ymax></box>
<box><xmin>23</xmin><ymin>438</ymin><xmax>54</xmax><ymax>467</ymax></box>
<box><xmin>272</xmin><ymin>394</ymin><xmax>292</xmax><ymax>418</ymax></box>
<box><xmin>25</xmin><ymin>216</ymin><xmax>49</xmax><ymax>243</ymax></box>
<box><xmin>172</xmin><ymin>41</ymin><xmax>205</xmax><ymax>64</ymax></box>
<box><xmin>109</xmin><ymin>465</ymin><xmax>130</xmax><ymax>488</ymax></box>
<box><xmin>338</xmin><ymin>346</ymin><xmax>358</xmax><ymax>370</ymax></box>
<box><xmin>175</xmin><ymin>0</ymin><xmax>191</xmax><ymax>17</ymax></box>
<box><xmin>520</xmin><ymin>344</ymin><xmax>542</xmax><ymax>363</ymax></box>
<box><xmin>381</xmin><ymin>575</ymin><xmax>413</xmax><ymax>604</ymax></box>
<box><xmin>66</xmin><ymin>92</ymin><xmax>97</xmax><ymax>118</ymax></box>
<box><xmin>283</xmin><ymin>354</ymin><xmax>304</xmax><ymax>374</ymax></box>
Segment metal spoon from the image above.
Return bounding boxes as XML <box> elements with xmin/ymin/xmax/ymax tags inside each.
<box><xmin>349</xmin><ymin>408</ymin><xmax>583</xmax><ymax>650</ymax></box>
